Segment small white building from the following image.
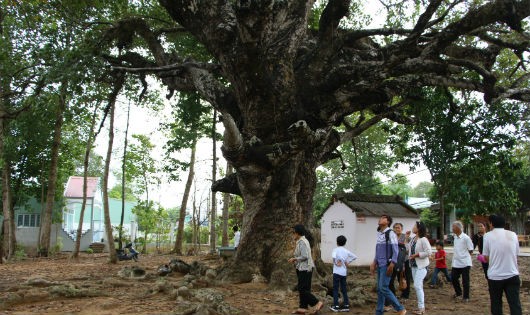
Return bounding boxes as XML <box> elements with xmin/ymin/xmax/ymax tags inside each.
<box><xmin>321</xmin><ymin>193</ymin><xmax>419</xmax><ymax>266</ymax></box>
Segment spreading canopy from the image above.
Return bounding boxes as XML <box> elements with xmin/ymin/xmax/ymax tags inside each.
<box><xmin>84</xmin><ymin>0</ymin><xmax>530</xmax><ymax>282</ymax></box>
<box><xmin>102</xmin><ymin>0</ymin><xmax>530</xmax><ymax>195</ymax></box>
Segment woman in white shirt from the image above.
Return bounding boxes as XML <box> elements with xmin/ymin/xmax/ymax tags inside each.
<box><xmin>409</xmin><ymin>221</ymin><xmax>432</xmax><ymax>315</ymax></box>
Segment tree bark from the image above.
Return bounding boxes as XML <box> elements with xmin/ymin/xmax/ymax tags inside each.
<box><xmin>173</xmin><ymin>139</ymin><xmax>196</xmax><ymax>255</ymax></box>
<box><xmin>72</xmin><ymin>102</ymin><xmax>100</xmax><ymax>259</ymax></box>
<box><xmin>210</xmin><ymin>109</ymin><xmax>217</xmax><ymax>253</ymax></box>
<box><xmin>119</xmin><ymin>101</ymin><xmax>131</xmax><ymax>251</ymax></box>
<box><xmin>39</xmin><ymin>81</ymin><xmax>68</xmax><ymax>256</ymax></box>
<box><xmin>219</xmin><ymin>157</ymin><xmax>318</xmax><ymax>284</ymax></box>
<box><xmin>102</xmin><ymin>70</ymin><xmax>125</xmax><ymax>263</ymax></box>
<box><xmin>221</xmin><ymin>163</ymin><xmax>232</xmax><ymax>247</ymax></box>
<box><xmin>1</xmin><ymin>158</ymin><xmax>14</xmax><ymax>260</ymax></box>
<box><xmin>102</xmin><ymin>101</ymin><xmax>117</xmax><ymax>263</ymax></box>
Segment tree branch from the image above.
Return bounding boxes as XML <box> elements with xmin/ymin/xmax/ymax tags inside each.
<box><xmin>341</xmin><ymin>28</ymin><xmax>412</xmax><ymax>44</ymax></box>
<box><xmin>211</xmin><ymin>172</ymin><xmax>241</xmax><ymax>196</ymax></box>
<box><xmin>408</xmin><ymin>0</ymin><xmax>443</xmax><ymax>40</ymax></box>
<box><xmin>422</xmin><ymin>0</ymin><xmax>530</xmax><ymax>56</ymax></box>
<box><xmin>318</xmin><ymin>0</ymin><xmax>351</xmax><ymax>42</ymax></box>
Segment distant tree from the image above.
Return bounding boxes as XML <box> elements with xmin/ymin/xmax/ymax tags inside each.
<box><xmin>108</xmin><ymin>184</ymin><xmax>136</xmax><ymax>201</ymax></box>
<box><xmin>382</xmin><ymin>174</ymin><xmax>413</xmax><ymax>200</ymax></box>
<box><xmin>391</xmin><ymin>88</ymin><xmax>525</xmax><ymax>239</ymax></box>
<box><xmin>412</xmin><ymin>181</ymin><xmax>434</xmax><ymax>198</ymax></box>
<box><xmin>132</xmin><ymin>200</ymin><xmax>158</xmax><ymax>254</ymax></box>
<box><xmin>124</xmin><ymin>134</ymin><xmax>158</xmax><ymax>201</ymax></box>
<box><xmin>163</xmin><ymin>92</ymin><xmax>213</xmax><ymax>255</ymax></box>
<box><xmin>313</xmin><ymin>122</ymin><xmax>395</xmax><ymax>219</ymax></box>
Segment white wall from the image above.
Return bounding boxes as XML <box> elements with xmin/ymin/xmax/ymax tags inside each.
<box><xmin>16</xmin><ymin>224</ymin><xmax>94</xmax><ymax>253</ymax></box>
<box><xmin>320</xmin><ymin>201</ymin><xmax>419</xmax><ymax>266</ymax></box>
<box><xmin>321</xmin><ymin>201</ymin><xmax>357</xmax><ymax>264</ymax></box>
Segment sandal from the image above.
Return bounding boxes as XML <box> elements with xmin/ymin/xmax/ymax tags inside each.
<box><xmin>291</xmin><ymin>309</ymin><xmax>308</xmax><ymax>314</ymax></box>
<box><xmin>314</xmin><ymin>301</ymin><xmax>324</xmax><ymax>313</ymax></box>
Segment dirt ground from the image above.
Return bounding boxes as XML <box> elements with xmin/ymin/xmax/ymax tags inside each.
<box><xmin>0</xmin><ymin>252</ymin><xmax>528</xmax><ymax>315</ymax></box>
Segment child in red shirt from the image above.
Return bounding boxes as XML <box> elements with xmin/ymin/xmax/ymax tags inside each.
<box><xmin>429</xmin><ymin>241</ymin><xmax>452</xmax><ymax>288</ymax></box>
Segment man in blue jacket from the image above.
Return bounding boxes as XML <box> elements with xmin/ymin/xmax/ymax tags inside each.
<box><xmin>370</xmin><ymin>215</ymin><xmax>407</xmax><ymax>315</ymax></box>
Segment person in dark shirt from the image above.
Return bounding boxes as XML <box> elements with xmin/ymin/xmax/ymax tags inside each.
<box><xmin>472</xmin><ymin>222</ymin><xmax>488</xmax><ymax>279</ymax></box>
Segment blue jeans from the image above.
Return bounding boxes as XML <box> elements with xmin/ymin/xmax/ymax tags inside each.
<box><xmin>376</xmin><ymin>266</ymin><xmax>404</xmax><ymax>315</ymax></box>
<box><xmin>333</xmin><ymin>273</ymin><xmax>349</xmax><ymax>306</ymax></box>
<box><xmin>430</xmin><ymin>267</ymin><xmax>451</xmax><ymax>285</ymax></box>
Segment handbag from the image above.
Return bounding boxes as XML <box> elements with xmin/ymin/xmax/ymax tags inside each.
<box><xmin>398</xmin><ymin>271</ymin><xmax>407</xmax><ymax>291</ymax></box>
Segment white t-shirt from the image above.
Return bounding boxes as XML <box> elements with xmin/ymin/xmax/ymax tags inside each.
<box><xmin>332</xmin><ymin>246</ymin><xmax>357</xmax><ymax>276</ymax></box>
<box><xmin>234</xmin><ymin>231</ymin><xmax>240</xmax><ymax>248</ymax></box>
<box><xmin>452</xmin><ymin>232</ymin><xmax>473</xmax><ymax>268</ymax></box>
<box><xmin>482</xmin><ymin>228</ymin><xmax>520</xmax><ymax>281</ymax></box>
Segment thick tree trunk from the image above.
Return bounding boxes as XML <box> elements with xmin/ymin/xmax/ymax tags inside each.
<box><xmin>119</xmin><ymin>101</ymin><xmax>131</xmax><ymax>251</ymax></box>
<box><xmin>439</xmin><ymin>190</ymin><xmax>445</xmax><ymax>241</ymax></box>
<box><xmin>1</xmin><ymin>158</ymin><xmax>15</xmax><ymax>260</ymax></box>
<box><xmin>210</xmin><ymin>109</ymin><xmax>217</xmax><ymax>253</ymax></box>
<box><xmin>39</xmin><ymin>81</ymin><xmax>68</xmax><ymax>256</ymax></box>
<box><xmin>220</xmin><ymin>157</ymin><xmax>318</xmax><ymax>285</ymax></box>
<box><xmin>72</xmin><ymin>103</ymin><xmax>99</xmax><ymax>259</ymax></box>
<box><xmin>221</xmin><ymin>163</ymin><xmax>232</xmax><ymax>247</ymax></box>
<box><xmin>173</xmin><ymin>140</ymin><xmax>196</xmax><ymax>255</ymax></box>
<box><xmin>103</xmin><ymin>102</ymin><xmax>117</xmax><ymax>263</ymax></box>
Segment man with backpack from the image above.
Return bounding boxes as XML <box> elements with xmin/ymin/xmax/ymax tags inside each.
<box><xmin>385</xmin><ymin>222</ymin><xmax>410</xmax><ymax>311</ymax></box>
<box><xmin>370</xmin><ymin>215</ymin><xmax>407</xmax><ymax>315</ymax></box>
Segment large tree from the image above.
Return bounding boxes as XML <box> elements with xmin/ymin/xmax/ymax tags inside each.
<box><xmin>100</xmin><ymin>0</ymin><xmax>530</xmax><ymax>283</ymax></box>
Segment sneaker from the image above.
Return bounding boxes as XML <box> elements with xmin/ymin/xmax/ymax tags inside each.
<box><xmin>340</xmin><ymin>304</ymin><xmax>350</xmax><ymax>312</ymax></box>
<box><xmin>329</xmin><ymin>305</ymin><xmax>341</xmax><ymax>312</ymax></box>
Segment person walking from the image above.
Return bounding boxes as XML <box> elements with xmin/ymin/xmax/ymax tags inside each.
<box><xmin>429</xmin><ymin>241</ymin><xmax>451</xmax><ymax>288</ymax></box>
<box><xmin>398</xmin><ymin>223</ymin><xmax>413</xmax><ymax>301</ymax></box>
<box><xmin>329</xmin><ymin>235</ymin><xmax>357</xmax><ymax>312</ymax></box>
<box><xmin>483</xmin><ymin>214</ymin><xmax>522</xmax><ymax>315</ymax></box>
<box><xmin>408</xmin><ymin>221</ymin><xmax>431</xmax><ymax>315</ymax></box>
<box><xmin>387</xmin><ymin>223</ymin><xmax>410</xmax><ymax>302</ymax></box>
<box><xmin>370</xmin><ymin>215</ymin><xmax>407</xmax><ymax>315</ymax></box>
<box><xmin>288</xmin><ymin>224</ymin><xmax>324</xmax><ymax>314</ymax></box>
<box><xmin>472</xmin><ymin>222</ymin><xmax>488</xmax><ymax>279</ymax></box>
<box><xmin>451</xmin><ymin>221</ymin><xmax>474</xmax><ymax>302</ymax></box>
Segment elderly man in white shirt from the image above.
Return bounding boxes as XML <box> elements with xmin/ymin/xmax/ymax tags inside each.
<box><xmin>450</xmin><ymin>221</ymin><xmax>474</xmax><ymax>302</ymax></box>
<box><xmin>482</xmin><ymin>214</ymin><xmax>522</xmax><ymax>315</ymax></box>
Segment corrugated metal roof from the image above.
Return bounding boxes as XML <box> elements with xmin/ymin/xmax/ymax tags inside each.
<box><xmin>334</xmin><ymin>193</ymin><xmax>418</xmax><ymax>217</ymax></box>
<box><xmin>64</xmin><ymin>176</ymin><xmax>99</xmax><ymax>198</ymax></box>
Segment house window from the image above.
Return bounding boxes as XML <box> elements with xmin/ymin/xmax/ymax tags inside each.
<box><xmin>17</xmin><ymin>214</ymin><xmax>41</xmax><ymax>227</ymax></box>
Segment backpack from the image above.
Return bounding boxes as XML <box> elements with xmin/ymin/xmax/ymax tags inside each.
<box><xmin>384</xmin><ymin>230</ymin><xmax>407</xmax><ymax>271</ymax></box>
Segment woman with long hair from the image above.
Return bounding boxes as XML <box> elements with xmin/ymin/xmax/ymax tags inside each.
<box><xmin>288</xmin><ymin>224</ymin><xmax>324</xmax><ymax>314</ymax></box>
<box><xmin>409</xmin><ymin>221</ymin><xmax>431</xmax><ymax>315</ymax></box>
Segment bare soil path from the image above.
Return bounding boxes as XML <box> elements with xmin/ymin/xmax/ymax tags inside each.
<box><xmin>0</xmin><ymin>253</ymin><xmax>528</xmax><ymax>314</ymax></box>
